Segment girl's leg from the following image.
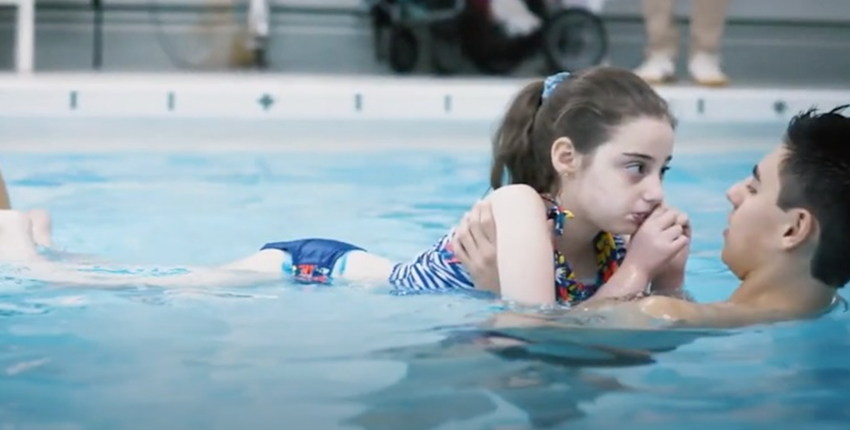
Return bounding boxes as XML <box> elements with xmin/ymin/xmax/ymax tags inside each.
<box><xmin>219</xmin><ymin>248</ymin><xmax>288</xmax><ymax>273</ymax></box>
<box><xmin>0</xmin><ymin>209</ymin><xmax>43</xmax><ymax>262</ymax></box>
<box><xmin>27</xmin><ymin>209</ymin><xmax>52</xmax><ymax>248</ymax></box>
<box><xmin>335</xmin><ymin>250</ymin><xmax>395</xmax><ymax>283</ymax></box>
<box><xmin>0</xmin><ymin>161</ymin><xmax>52</xmax><ymax>248</ymax></box>
<box><xmin>222</xmin><ymin>239</ymin><xmax>396</xmax><ymax>285</ymax></box>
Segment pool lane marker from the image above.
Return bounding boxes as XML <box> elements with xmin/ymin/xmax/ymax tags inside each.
<box><xmin>258</xmin><ymin>93</ymin><xmax>274</xmax><ymax>111</ymax></box>
<box><xmin>69</xmin><ymin>91</ymin><xmax>78</xmax><ymax>110</ymax></box>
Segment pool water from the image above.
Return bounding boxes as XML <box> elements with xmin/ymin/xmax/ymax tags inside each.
<box><xmin>1</xmin><ymin>144</ymin><xmax>848</xmax><ymax>430</ymax></box>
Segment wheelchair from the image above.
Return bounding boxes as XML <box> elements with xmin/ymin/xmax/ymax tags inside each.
<box><xmin>366</xmin><ymin>0</ymin><xmax>609</xmax><ymax>75</ymax></box>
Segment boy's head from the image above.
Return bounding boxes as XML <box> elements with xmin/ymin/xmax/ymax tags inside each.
<box><xmin>723</xmin><ymin>105</ymin><xmax>850</xmax><ymax>288</ymax></box>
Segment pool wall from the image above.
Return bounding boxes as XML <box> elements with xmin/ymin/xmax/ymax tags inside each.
<box><xmin>1</xmin><ymin>75</ymin><xmax>848</xmax><ymax>121</ymax></box>
<box><xmin>0</xmin><ymin>75</ymin><xmax>848</xmax><ymax>153</ymax></box>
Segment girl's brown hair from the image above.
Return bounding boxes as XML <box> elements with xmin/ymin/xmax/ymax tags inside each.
<box><xmin>490</xmin><ymin>66</ymin><xmax>674</xmax><ymax>193</ymax></box>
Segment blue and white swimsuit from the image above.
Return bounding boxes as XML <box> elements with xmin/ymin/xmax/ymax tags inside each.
<box><xmin>260</xmin><ymin>233</ymin><xmax>474</xmax><ymax>293</ymax></box>
<box><xmin>261</xmin><ymin>197</ymin><xmax>627</xmax><ymax>304</ymax></box>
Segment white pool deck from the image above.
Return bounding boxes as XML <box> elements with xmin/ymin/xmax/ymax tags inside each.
<box><xmin>0</xmin><ymin>72</ymin><xmax>847</xmax><ymax>120</ymax></box>
<box><xmin>0</xmin><ymin>73</ymin><xmax>847</xmax><ymax>153</ymax></box>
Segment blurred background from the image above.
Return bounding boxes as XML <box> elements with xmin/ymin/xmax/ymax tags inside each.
<box><xmin>1</xmin><ymin>0</ymin><xmax>848</xmax><ymax>87</ymax></box>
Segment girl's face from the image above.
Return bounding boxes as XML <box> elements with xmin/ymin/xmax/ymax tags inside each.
<box><xmin>556</xmin><ymin>116</ymin><xmax>676</xmax><ymax>235</ymax></box>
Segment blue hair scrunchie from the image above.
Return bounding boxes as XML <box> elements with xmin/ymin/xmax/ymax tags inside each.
<box><xmin>542</xmin><ymin>71</ymin><xmax>571</xmax><ymax>100</ymax></box>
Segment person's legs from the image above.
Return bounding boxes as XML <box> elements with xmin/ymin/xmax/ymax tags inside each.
<box><xmin>0</xmin><ymin>162</ymin><xmax>54</xmax><ymax>248</ymax></box>
<box><xmin>687</xmin><ymin>0</ymin><xmax>730</xmax><ymax>86</ymax></box>
<box><xmin>338</xmin><ymin>250</ymin><xmax>396</xmax><ymax>284</ymax></box>
<box><xmin>221</xmin><ymin>239</ymin><xmax>395</xmax><ymax>285</ymax></box>
<box><xmin>634</xmin><ymin>0</ymin><xmax>678</xmax><ymax>83</ymax></box>
<box><xmin>27</xmin><ymin>209</ymin><xmax>52</xmax><ymax>248</ymax></box>
<box><xmin>0</xmin><ymin>210</ymin><xmax>43</xmax><ymax>262</ymax></box>
<box><xmin>37</xmin><ymin>239</ymin><xmax>397</xmax><ymax>290</ymax></box>
<box><xmin>219</xmin><ymin>248</ymin><xmax>288</xmax><ymax>273</ymax></box>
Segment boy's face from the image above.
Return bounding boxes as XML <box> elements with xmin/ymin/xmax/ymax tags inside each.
<box><xmin>722</xmin><ymin>147</ymin><xmax>794</xmax><ymax>278</ymax></box>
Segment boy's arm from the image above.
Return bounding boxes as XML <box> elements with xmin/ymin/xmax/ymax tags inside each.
<box><xmin>487</xmin><ymin>293</ymin><xmax>797</xmax><ymax>337</ymax></box>
<box><xmin>649</xmin><ymin>269</ymin><xmax>690</xmax><ymax>299</ymax></box>
<box><xmin>635</xmin><ymin>295</ymin><xmax>784</xmax><ymax>329</ymax></box>
<box><xmin>564</xmin><ymin>293</ymin><xmax>774</xmax><ymax>329</ymax></box>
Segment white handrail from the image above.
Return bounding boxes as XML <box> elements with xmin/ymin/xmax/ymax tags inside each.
<box><xmin>0</xmin><ymin>0</ymin><xmax>35</xmax><ymax>73</ymax></box>
<box><xmin>247</xmin><ymin>0</ymin><xmax>270</xmax><ymax>51</ymax></box>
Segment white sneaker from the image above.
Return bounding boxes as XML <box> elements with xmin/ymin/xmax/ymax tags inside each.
<box><xmin>688</xmin><ymin>52</ymin><xmax>729</xmax><ymax>87</ymax></box>
<box><xmin>490</xmin><ymin>0</ymin><xmax>543</xmax><ymax>37</ymax></box>
<box><xmin>634</xmin><ymin>54</ymin><xmax>676</xmax><ymax>84</ymax></box>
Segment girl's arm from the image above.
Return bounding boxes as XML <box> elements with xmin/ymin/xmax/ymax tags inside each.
<box><xmin>487</xmin><ymin>184</ymin><xmax>557</xmax><ymax>306</ymax></box>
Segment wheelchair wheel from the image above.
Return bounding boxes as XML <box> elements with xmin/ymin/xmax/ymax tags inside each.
<box><xmin>542</xmin><ymin>8</ymin><xmax>608</xmax><ymax>73</ymax></box>
<box><xmin>388</xmin><ymin>26</ymin><xmax>419</xmax><ymax>74</ymax></box>
<box><xmin>369</xmin><ymin>5</ymin><xmax>392</xmax><ymax>61</ymax></box>
<box><xmin>429</xmin><ymin>21</ymin><xmax>464</xmax><ymax>75</ymax></box>
<box><xmin>473</xmin><ymin>56</ymin><xmax>522</xmax><ymax>75</ymax></box>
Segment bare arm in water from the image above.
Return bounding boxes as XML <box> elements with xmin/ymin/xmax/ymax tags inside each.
<box><xmin>493</xmin><ymin>295</ymin><xmax>828</xmax><ymax>330</ymax></box>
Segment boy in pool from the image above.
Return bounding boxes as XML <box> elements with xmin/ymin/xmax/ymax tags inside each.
<box><xmin>457</xmin><ymin>106</ymin><xmax>850</xmax><ymax>328</ymax></box>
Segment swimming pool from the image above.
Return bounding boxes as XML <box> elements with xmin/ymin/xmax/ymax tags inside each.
<box><xmin>2</xmin><ymin>87</ymin><xmax>850</xmax><ymax>429</ymax></box>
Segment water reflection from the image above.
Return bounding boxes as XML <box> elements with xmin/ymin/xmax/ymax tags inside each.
<box><xmin>345</xmin><ymin>325</ymin><xmax>728</xmax><ymax>430</ymax></box>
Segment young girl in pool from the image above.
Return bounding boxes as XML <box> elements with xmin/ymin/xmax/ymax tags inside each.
<box><xmin>0</xmin><ymin>67</ymin><xmax>689</xmax><ymax>306</ymax></box>
<box><xmin>217</xmin><ymin>66</ymin><xmax>690</xmax><ymax>306</ymax></box>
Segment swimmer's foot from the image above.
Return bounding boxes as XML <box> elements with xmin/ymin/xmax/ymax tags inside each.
<box><xmin>0</xmin><ymin>209</ymin><xmax>43</xmax><ymax>262</ymax></box>
<box><xmin>27</xmin><ymin>209</ymin><xmax>52</xmax><ymax>248</ymax></box>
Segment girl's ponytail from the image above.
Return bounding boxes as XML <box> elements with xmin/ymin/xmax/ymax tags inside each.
<box><xmin>489</xmin><ymin>80</ymin><xmax>548</xmax><ymax>192</ymax></box>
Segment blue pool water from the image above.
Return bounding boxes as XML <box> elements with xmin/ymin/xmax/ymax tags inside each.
<box><xmin>1</xmin><ymin>143</ymin><xmax>848</xmax><ymax>430</ymax></box>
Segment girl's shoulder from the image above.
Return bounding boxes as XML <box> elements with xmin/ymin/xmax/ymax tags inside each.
<box><xmin>482</xmin><ymin>184</ymin><xmax>549</xmax><ymax>215</ymax></box>
<box><xmin>484</xmin><ymin>184</ymin><xmax>554</xmax><ymax>209</ymax></box>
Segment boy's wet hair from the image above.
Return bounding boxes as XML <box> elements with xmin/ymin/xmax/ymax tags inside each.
<box><xmin>490</xmin><ymin>66</ymin><xmax>675</xmax><ymax>193</ymax></box>
<box><xmin>778</xmin><ymin>105</ymin><xmax>850</xmax><ymax>287</ymax></box>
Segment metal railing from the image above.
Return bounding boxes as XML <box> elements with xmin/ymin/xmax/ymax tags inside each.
<box><xmin>0</xmin><ymin>0</ymin><xmax>35</xmax><ymax>73</ymax></box>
